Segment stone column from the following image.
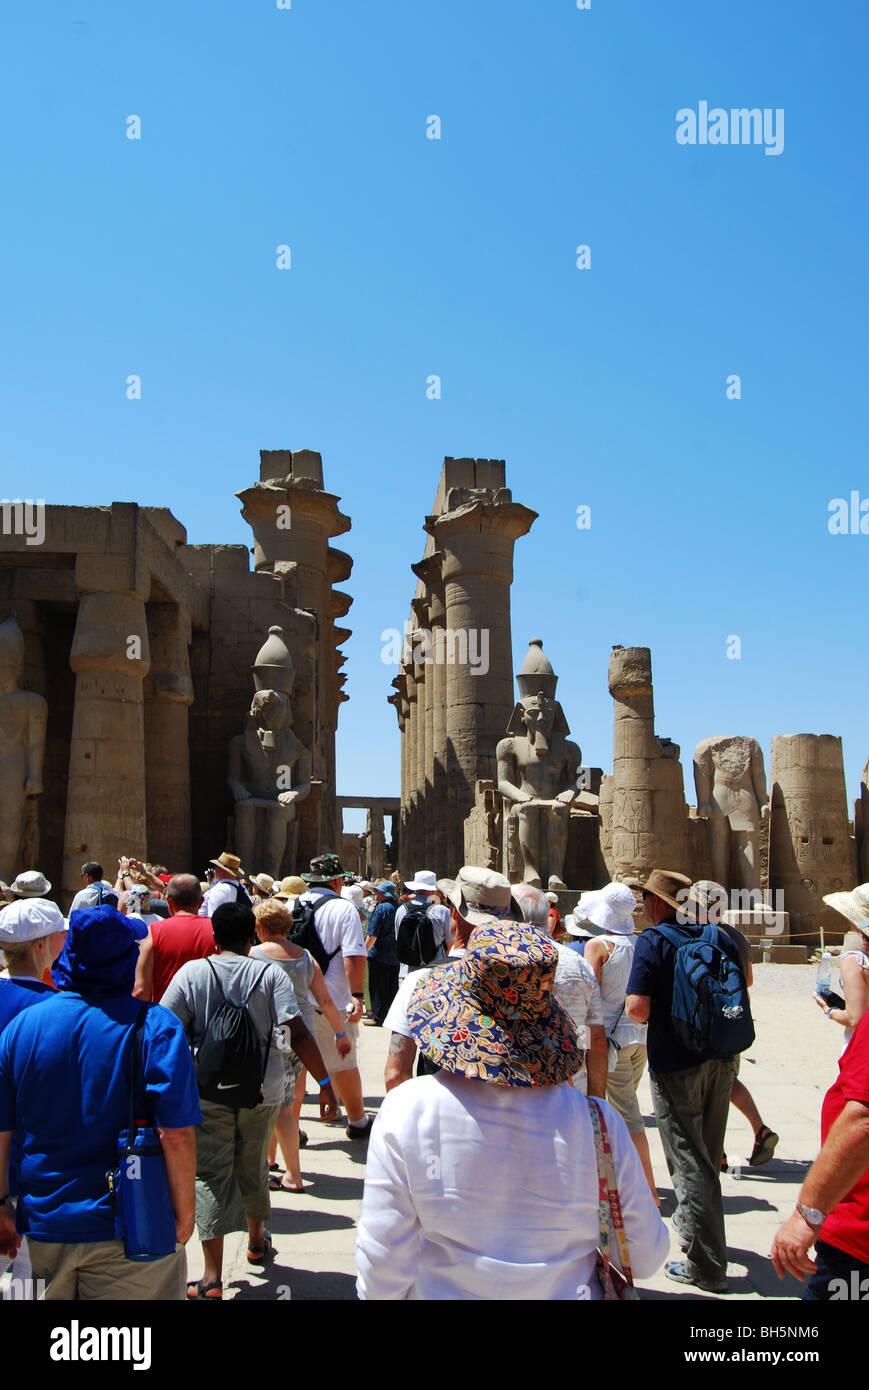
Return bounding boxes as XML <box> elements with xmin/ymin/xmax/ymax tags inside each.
<box><xmin>237</xmin><ymin>450</ymin><xmax>352</xmax><ymax>857</ymax></box>
<box><xmin>607</xmin><ymin>645</ymin><xmax>691</xmax><ymax>884</ymax></box>
<box><xmin>63</xmin><ymin>593</ymin><xmax>151</xmax><ymax>901</ymax></box>
<box><xmin>367</xmin><ymin>808</ymin><xmax>386</xmax><ymax>879</ymax></box>
<box><xmin>144</xmin><ymin>603</ymin><xmax>194</xmax><ymax>870</ymax></box>
<box><xmin>769</xmin><ymin>734</ymin><xmax>855</xmax><ymax>949</ymax></box>
<box><xmin>430</xmin><ymin>499</ymin><xmax>536</xmax><ymax>876</ymax></box>
<box><xmin>403</xmin><ymin>657</ymin><xmax>419</xmax><ymax>872</ymax></box>
<box><xmin>412</xmin><ymin>554</ymin><xmax>445</xmax><ymax>869</ymax></box>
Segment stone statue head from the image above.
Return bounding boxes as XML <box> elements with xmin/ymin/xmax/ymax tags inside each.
<box><xmin>250</xmin><ymin>688</ymin><xmax>292</xmax><ymax>732</ymax></box>
<box><xmin>506</xmin><ymin>692</ymin><xmax>568</xmax><ymax>755</ymax></box>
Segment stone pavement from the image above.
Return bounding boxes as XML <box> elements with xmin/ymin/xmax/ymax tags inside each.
<box><xmin>186</xmin><ymin>962</ymin><xmax>842</xmax><ymax>1302</ymax></box>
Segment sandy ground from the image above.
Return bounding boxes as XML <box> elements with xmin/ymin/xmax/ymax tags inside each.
<box><xmin>181</xmin><ymin>960</ymin><xmax>846</xmax><ymax>1303</ymax></box>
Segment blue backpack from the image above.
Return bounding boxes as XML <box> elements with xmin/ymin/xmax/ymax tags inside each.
<box><xmin>652</xmin><ymin>923</ymin><xmax>755</xmax><ymax>1059</ymax></box>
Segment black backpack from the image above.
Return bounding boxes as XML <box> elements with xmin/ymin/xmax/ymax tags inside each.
<box><xmin>396</xmin><ymin>905</ymin><xmax>438</xmax><ymax>969</ymax></box>
<box><xmin>289</xmin><ymin>897</ymin><xmax>342</xmax><ymax>975</ymax></box>
<box><xmin>194</xmin><ymin>959</ymin><xmax>272</xmax><ymax>1108</ymax></box>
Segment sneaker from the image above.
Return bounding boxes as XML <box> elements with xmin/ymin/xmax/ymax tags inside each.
<box><xmin>346</xmin><ymin>1115</ymin><xmax>374</xmax><ymax>1140</ymax></box>
<box><xmin>664</xmin><ymin>1259</ymin><xmax>728</xmax><ymax>1293</ymax></box>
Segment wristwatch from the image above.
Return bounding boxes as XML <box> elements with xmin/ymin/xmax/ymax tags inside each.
<box><xmin>351</xmin><ymin>992</ymin><xmax>365</xmax><ymax>1000</ymax></box>
<box><xmin>797</xmin><ymin>1201</ymin><xmax>826</xmax><ymax>1228</ymax></box>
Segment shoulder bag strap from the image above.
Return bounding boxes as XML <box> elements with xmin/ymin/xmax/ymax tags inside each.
<box><xmin>588</xmin><ymin>1098</ymin><xmax>635</xmax><ymax>1289</ymax></box>
<box><xmin>125</xmin><ymin>1002</ymin><xmax>150</xmax><ymax>1151</ymax></box>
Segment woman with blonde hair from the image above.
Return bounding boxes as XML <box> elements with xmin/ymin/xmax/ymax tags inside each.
<box><xmin>817</xmin><ymin>885</ymin><xmax>869</xmax><ymax>1052</ymax></box>
<box><xmin>252</xmin><ymin>899</ymin><xmax>352</xmax><ymax>1190</ymax></box>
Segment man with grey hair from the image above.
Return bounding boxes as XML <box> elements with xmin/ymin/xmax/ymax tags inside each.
<box><xmin>512</xmin><ymin>882</ymin><xmax>607</xmax><ymax>1098</ymax></box>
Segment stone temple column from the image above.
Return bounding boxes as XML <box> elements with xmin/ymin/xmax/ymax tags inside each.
<box><xmin>607</xmin><ymin>645</ymin><xmax>691</xmax><ymax>882</ymax></box>
<box><xmin>144</xmin><ymin>603</ymin><xmax>194</xmax><ymax>870</ymax></box>
<box><xmin>389</xmin><ymin>675</ymin><xmax>409</xmax><ymax>878</ymax></box>
<box><xmin>403</xmin><ymin>658</ymin><xmax>419</xmax><ymax>873</ymax></box>
<box><xmin>430</xmin><ymin>498</ymin><xmax>536</xmax><ymax>877</ymax></box>
<box><xmin>411</xmin><ymin>597</ymin><xmax>432</xmax><ymax>867</ymax></box>
<box><xmin>769</xmin><ymin>734</ymin><xmax>855</xmax><ymax>949</ymax></box>
<box><xmin>63</xmin><ymin>593</ymin><xmax>151</xmax><ymax>901</ymax></box>
<box><xmin>412</xmin><ymin>553</ymin><xmax>447</xmax><ymax>871</ymax></box>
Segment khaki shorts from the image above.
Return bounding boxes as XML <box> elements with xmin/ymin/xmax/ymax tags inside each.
<box><xmin>194</xmin><ymin>1102</ymin><xmax>281</xmax><ymax>1239</ymax></box>
<box><xmin>28</xmin><ymin>1238</ymin><xmax>187</xmax><ymax>1301</ymax></box>
<box><xmin>605</xmin><ymin>1041</ymin><xmax>648</xmax><ymax>1134</ymax></box>
<box><xmin>312</xmin><ymin>1010</ymin><xmax>359</xmax><ymax>1075</ymax></box>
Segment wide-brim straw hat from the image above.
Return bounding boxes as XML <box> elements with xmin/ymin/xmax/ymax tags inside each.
<box><xmin>273</xmin><ymin>874</ymin><xmax>307</xmax><ymax>901</ymax></box>
<box><xmin>569</xmin><ymin>882</ymin><xmax>639</xmax><ymax>937</ymax></box>
<box><xmin>209</xmin><ymin>852</ymin><xmax>243</xmax><ymax>879</ymax></box>
<box><xmin>405</xmin><ymin>921</ymin><xmax>583</xmax><ymax>1087</ymax></box>
<box><xmin>823</xmin><ymin>884</ymin><xmax>869</xmax><ymax>932</ymax></box>
<box><xmin>626</xmin><ymin>869</ymin><xmax>692</xmax><ymax>916</ymax></box>
<box><xmin>252</xmin><ymin>873</ymin><xmax>275</xmax><ymax>894</ymax></box>
<box><xmin>448</xmin><ymin>866</ymin><xmax>522</xmax><ymax>929</ymax></box>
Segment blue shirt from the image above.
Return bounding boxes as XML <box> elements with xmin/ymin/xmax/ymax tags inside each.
<box><xmin>0</xmin><ymin>977</ymin><xmax>54</xmax><ymax>1036</ymax></box>
<box><xmin>626</xmin><ymin>922</ymin><xmax>743</xmax><ymax>1073</ymax></box>
<box><xmin>0</xmin><ymin>991</ymin><xmax>202</xmax><ymax>1243</ymax></box>
<box><xmin>366</xmin><ymin>902</ymin><xmax>398</xmax><ymax>966</ymax></box>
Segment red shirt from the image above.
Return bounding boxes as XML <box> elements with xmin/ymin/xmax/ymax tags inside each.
<box><xmin>820</xmin><ymin>1009</ymin><xmax>869</xmax><ymax>1263</ymax></box>
<box><xmin>150</xmin><ymin>913</ymin><xmax>216</xmax><ymax>1002</ymax></box>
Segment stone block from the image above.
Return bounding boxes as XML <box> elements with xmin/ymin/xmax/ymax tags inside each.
<box><xmin>723</xmin><ymin>909</ymin><xmax>790</xmax><ymax>943</ymax></box>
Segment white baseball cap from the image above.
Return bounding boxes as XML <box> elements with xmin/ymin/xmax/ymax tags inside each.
<box><xmin>0</xmin><ymin>897</ymin><xmax>66</xmax><ymax>945</ymax></box>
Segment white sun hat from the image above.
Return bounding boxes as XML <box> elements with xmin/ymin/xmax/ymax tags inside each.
<box><xmin>0</xmin><ymin>897</ymin><xmax>66</xmax><ymax>945</ymax></box>
<box><xmin>567</xmin><ymin>882</ymin><xmax>638</xmax><ymax>937</ymax></box>
<box><xmin>404</xmin><ymin>869</ymin><xmax>439</xmax><ymax>894</ymax></box>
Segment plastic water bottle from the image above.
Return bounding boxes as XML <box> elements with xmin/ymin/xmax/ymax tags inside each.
<box><xmin>815</xmin><ymin>952</ymin><xmax>834</xmax><ymax>995</ymax></box>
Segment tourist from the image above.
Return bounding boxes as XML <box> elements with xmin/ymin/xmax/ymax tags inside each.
<box><xmin>295</xmin><ymin>854</ymin><xmax>373</xmax><ymax>1139</ymax></box>
<box><xmin>161</xmin><ymin>901</ymin><xmax>338</xmax><ymax>1297</ymax></box>
<box><xmin>251</xmin><ymin>899</ymin><xmax>352</xmax><ymax>1190</ymax></box>
<box><xmin>356</xmin><ymin>921</ymin><xmax>668</xmax><ymax>1299</ymax></box>
<box><xmin>771</xmin><ymin>1007</ymin><xmax>869</xmax><ymax>1299</ymax></box>
<box><xmin>198</xmin><ymin>852</ymin><xmax>251</xmax><ymax>917</ymax></box>
<box><xmin>272</xmin><ymin>875</ymin><xmax>307</xmax><ymax>907</ymax></box>
<box><xmin>364</xmin><ymin>882</ymin><xmax>400</xmax><ymax>1027</ymax></box>
<box><xmin>575</xmin><ymin>882</ymin><xmax>659</xmax><ymax>1204</ymax></box>
<box><xmin>69</xmin><ymin>862</ymin><xmax>118</xmax><ymax>912</ymax></box>
<box><xmin>383</xmin><ymin>867</ymin><xmax>519</xmax><ymax>1089</ymax></box>
<box><xmin>816</xmin><ymin>884</ymin><xmax>869</xmax><ymax>1051</ymax></box>
<box><xmin>133</xmin><ymin>874</ymin><xmax>217</xmax><ymax>1002</ymax></box>
<box><xmin>546</xmin><ymin>891</ymin><xmax>563</xmax><ymax>938</ymax></box>
<box><xmin>0</xmin><ymin>900</ymin><xmax>64</xmax><ymax>1033</ymax></box>
<box><xmin>626</xmin><ymin>868</ymin><xmax>746</xmax><ymax>1292</ymax></box>
<box><xmin>394</xmin><ymin>869</ymin><xmax>451</xmax><ymax>973</ymax></box>
<box><xmin>120</xmin><ymin>883</ymin><xmax>162</xmax><ymax>929</ymax></box>
<box><xmin>250</xmin><ymin>873</ymin><xmax>276</xmax><ymax>905</ymax></box>
<box><xmin>0</xmin><ymin>904</ymin><xmax>201</xmax><ymax>1299</ymax></box>
<box><xmin>512</xmin><ymin>882</ymin><xmax>606</xmax><ymax>1098</ymax></box>
<box><xmin>8</xmin><ymin>871</ymin><xmax>54</xmax><ymax>902</ymax></box>
<box><xmin>683</xmin><ymin>881</ymin><xmax>778</xmax><ymax>1171</ymax></box>
<box><xmin>341</xmin><ymin>881</ymin><xmax>369</xmax><ymax>928</ymax></box>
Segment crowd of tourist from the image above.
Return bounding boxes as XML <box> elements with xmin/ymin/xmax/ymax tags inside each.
<box><xmin>2</xmin><ymin>848</ymin><xmax>869</xmax><ymax>1302</ymax></box>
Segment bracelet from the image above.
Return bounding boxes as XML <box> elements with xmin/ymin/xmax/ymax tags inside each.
<box><xmin>352</xmin><ymin>992</ymin><xmax>365</xmax><ymax>999</ymax></box>
<box><xmin>335</xmin><ymin>1031</ymin><xmax>346</xmax><ymax>1039</ymax></box>
<box><xmin>319</xmin><ymin>1075</ymin><xmax>331</xmax><ymax>1087</ymax></box>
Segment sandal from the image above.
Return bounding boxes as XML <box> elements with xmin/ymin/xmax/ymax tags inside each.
<box><xmin>280</xmin><ymin>1178</ymin><xmax>304</xmax><ymax>1193</ymax></box>
<box><xmin>749</xmin><ymin>1125</ymin><xmax>779</xmax><ymax>1167</ymax></box>
<box><xmin>298</xmin><ymin>1130</ymin><xmax>308</xmax><ymax>1148</ymax></box>
<box><xmin>247</xmin><ymin>1233</ymin><xmax>273</xmax><ymax>1265</ymax></box>
<box><xmin>664</xmin><ymin>1259</ymin><xmax>728</xmax><ymax>1293</ymax></box>
<box><xmin>187</xmin><ymin>1278</ymin><xmax>223</xmax><ymax>1300</ymax></box>
<box><xmin>268</xmin><ymin>1162</ymin><xmax>282</xmax><ymax>1172</ymax></box>
<box><xmin>268</xmin><ymin>1173</ymin><xmax>283</xmax><ymax>1190</ymax></box>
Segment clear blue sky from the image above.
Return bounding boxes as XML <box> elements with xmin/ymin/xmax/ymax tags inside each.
<box><xmin>2</xmin><ymin>1</ymin><xmax>866</xmax><ymax>833</ymax></box>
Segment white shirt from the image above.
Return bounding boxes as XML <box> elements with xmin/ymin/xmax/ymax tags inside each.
<box><xmin>356</xmin><ymin>1073</ymin><xmax>668</xmax><ymax>1300</ymax></box>
<box><xmin>298</xmin><ymin>888</ymin><xmax>366</xmax><ymax>1012</ymax></box>
<box><xmin>199</xmin><ymin>879</ymin><xmax>248</xmax><ymax>917</ymax></box>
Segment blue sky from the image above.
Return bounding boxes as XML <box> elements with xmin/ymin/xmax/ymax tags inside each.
<box><xmin>2</xmin><ymin>1</ymin><xmax>866</xmax><ymax>832</ymax></box>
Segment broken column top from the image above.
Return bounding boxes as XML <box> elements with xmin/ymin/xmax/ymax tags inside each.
<box><xmin>259</xmin><ymin>449</ymin><xmax>324</xmax><ymax>489</ymax></box>
<box><xmin>430</xmin><ymin>456</ymin><xmax>508</xmax><ymax>518</ymax></box>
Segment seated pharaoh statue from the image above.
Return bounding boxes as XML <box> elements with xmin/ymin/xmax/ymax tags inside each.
<box><xmin>496</xmin><ymin>638</ymin><xmax>582</xmax><ymax>890</ymax></box>
<box><xmin>228</xmin><ymin>626</ymin><xmax>312</xmax><ymax>880</ymax></box>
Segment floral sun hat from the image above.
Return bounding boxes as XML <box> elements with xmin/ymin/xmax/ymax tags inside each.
<box><xmin>404</xmin><ymin>920</ymin><xmax>583</xmax><ymax>1087</ymax></box>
